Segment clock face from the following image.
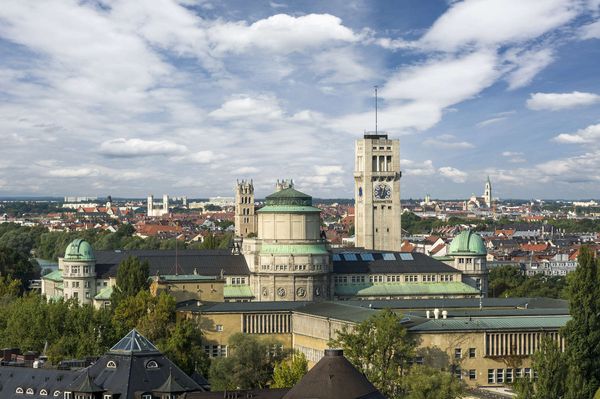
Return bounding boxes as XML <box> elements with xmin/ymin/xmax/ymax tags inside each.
<box><xmin>374</xmin><ymin>183</ymin><xmax>391</xmax><ymax>200</ymax></box>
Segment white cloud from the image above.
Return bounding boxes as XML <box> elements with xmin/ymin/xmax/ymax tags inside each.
<box><xmin>381</xmin><ymin>51</ymin><xmax>499</xmax><ymax>107</ymax></box>
<box><xmin>209</xmin><ymin>95</ymin><xmax>284</xmax><ymax>120</ymax></box>
<box><xmin>504</xmin><ymin>47</ymin><xmax>554</xmax><ymax>90</ymax></box>
<box><xmin>47</xmin><ymin>167</ymin><xmax>100</xmax><ymax>178</ymax></box>
<box><xmin>477</xmin><ymin>117</ymin><xmax>506</xmax><ymax>128</ymax></box>
<box><xmin>438</xmin><ymin>166</ymin><xmax>467</xmax><ymax>183</ymax></box>
<box><xmin>553</xmin><ymin>123</ymin><xmax>600</xmax><ymax>144</ymax></box>
<box><xmin>527</xmin><ymin>91</ymin><xmax>600</xmax><ymax>110</ymax></box>
<box><xmin>180</xmin><ymin>151</ymin><xmax>226</xmax><ymax>164</ymax></box>
<box><xmin>311</xmin><ymin>48</ymin><xmax>375</xmax><ymax>84</ymax></box>
<box><xmin>315</xmin><ymin>165</ymin><xmax>344</xmax><ymax>175</ymax></box>
<box><xmin>580</xmin><ymin>20</ymin><xmax>600</xmax><ymax>39</ymax></box>
<box><xmin>403</xmin><ymin>159</ymin><xmax>436</xmax><ymax>176</ymax></box>
<box><xmin>420</xmin><ymin>0</ymin><xmax>580</xmax><ymax>51</ymax></box>
<box><xmin>99</xmin><ymin>138</ymin><xmax>188</xmax><ymax>157</ymax></box>
<box><xmin>423</xmin><ymin>134</ymin><xmax>474</xmax><ymax>149</ymax></box>
<box><xmin>207</xmin><ymin>13</ymin><xmax>359</xmax><ymax>55</ymax></box>
<box><xmin>231</xmin><ymin>166</ymin><xmax>260</xmax><ymax>174</ymax></box>
<box><xmin>501</xmin><ymin>151</ymin><xmax>526</xmax><ymax>163</ymax></box>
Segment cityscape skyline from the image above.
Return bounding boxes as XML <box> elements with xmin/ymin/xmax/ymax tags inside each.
<box><xmin>1</xmin><ymin>0</ymin><xmax>600</xmax><ymax>199</ymax></box>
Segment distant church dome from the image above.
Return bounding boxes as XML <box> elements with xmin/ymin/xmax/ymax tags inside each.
<box><xmin>448</xmin><ymin>230</ymin><xmax>486</xmax><ymax>256</ymax></box>
<box><xmin>64</xmin><ymin>239</ymin><xmax>95</xmax><ymax>261</ymax></box>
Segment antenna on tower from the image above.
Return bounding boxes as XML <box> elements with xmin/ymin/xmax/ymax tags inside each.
<box><xmin>374</xmin><ymin>85</ymin><xmax>378</xmax><ymax>134</ymax></box>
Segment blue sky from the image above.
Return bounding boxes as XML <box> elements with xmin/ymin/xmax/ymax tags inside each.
<box><xmin>1</xmin><ymin>0</ymin><xmax>600</xmax><ymax>199</ymax></box>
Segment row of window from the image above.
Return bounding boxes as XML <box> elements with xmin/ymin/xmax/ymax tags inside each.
<box><xmin>333</xmin><ymin>274</ymin><xmax>458</xmax><ymax>284</ymax></box>
<box><xmin>64</xmin><ymin>291</ymin><xmax>91</xmax><ymax>300</ymax></box>
<box><xmin>228</xmin><ymin>277</ymin><xmax>247</xmax><ymax>285</ymax></box>
<box><xmin>454</xmin><ymin>347</ymin><xmax>477</xmax><ymax>359</ymax></box>
<box><xmin>261</xmin><ymin>264</ymin><xmax>324</xmax><ymax>272</ymax></box>
<box><xmin>15</xmin><ymin>387</ymin><xmax>59</xmax><ymax>396</ymax></box>
<box><xmin>485</xmin><ymin>332</ymin><xmax>564</xmax><ymax>357</ymax></box>
<box><xmin>242</xmin><ymin>313</ymin><xmax>292</xmax><ymax>334</ymax></box>
<box><xmin>487</xmin><ymin>368</ymin><xmax>534</xmax><ymax>384</ymax></box>
<box><xmin>63</xmin><ymin>266</ymin><xmax>92</xmax><ymax>275</ymax></box>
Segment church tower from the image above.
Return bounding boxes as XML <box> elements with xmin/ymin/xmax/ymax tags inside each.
<box><xmin>354</xmin><ymin>133</ymin><xmax>402</xmax><ymax>251</ymax></box>
<box><xmin>483</xmin><ymin>176</ymin><xmax>492</xmax><ymax>208</ymax></box>
<box><xmin>235</xmin><ymin>180</ymin><xmax>257</xmax><ymax>237</ymax></box>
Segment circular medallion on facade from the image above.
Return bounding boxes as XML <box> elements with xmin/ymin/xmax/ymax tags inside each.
<box><xmin>277</xmin><ymin>287</ymin><xmax>286</xmax><ymax>297</ymax></box>
<box><xmin>262</xmin><ymin>287</ymin><xmax>269</xmax><ymax>297</ymax></box>
<box><xmin>296</xmin><ymin>287</ymin><xmax>306</xmax><ymax>297</ymax></box>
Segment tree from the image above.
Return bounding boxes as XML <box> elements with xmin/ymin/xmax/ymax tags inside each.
<box><xmin>272</xmin><ymin>351</ymin><xmax>308</xmax><ymax>388</ymax></box>
<box><xmin>329</xmin><ymin>309</ymin><xmax>417</xmax><ymax>398</ymax></box>
<box><xmin>162</xmin><ymin>318</ymin><xmax>210</xmax><ymax>376</ymax></box>
<box><xmin>488</xmin><ymin>265</ymin><xmax>526</xmax><ymax>297</ymax></box>
<box><xmin>403</xmin><ymin>366</ymin><xmax>464</xmax><ymax>399</ymax></box>
<box><xmin>111</xmin><ymin>291</ymin><xmax>175</xmax><ymax>341</ymax></box>
<box><xmin>528</xmin><ymin>337</ymin><xmax>566</xmax><ymax>399</ymax></box>
<box><xmin>111</xmin><ymin>255</ymin><xmax>149</xmax><ymax>306</ymax></box>
<box><xmin>0</xmin><ymin>275</ymin><xmax>21</xmax><ymax>298</ymax></box>
<box><xmin>209</xmin><ymin>333</ymin><xmax>285</xmax><ymax>390</ymax></box>
<box><xmin>0</xmin><ymin>246</ymin><xmax>39</xmax><ymax>288</ymax></box>
<box><xmin>563</xmin><ymin>246</ymin><xmax>600</xmax><ymax>399</ymax></box>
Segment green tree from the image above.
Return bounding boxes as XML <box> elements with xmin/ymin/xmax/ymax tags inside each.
<box><xmin>111</xmin><ymin>291</ymin><xmax>175</xmax><ymax>341</ymax></box>
<box><xmin>162</xmin><ymin>318</ymin><xmax>210</xmax><ymax>376</ymax></box>
<box><xmin>0</xmin><ymin>275</ymin><xmax>22</xmax><ymax>298</ymax></box>
<box><xmin>403</xmin><ymin>365</ymin><xmax>464</xmax><ymax>399</ymax></box>
<box><xmin>526</xmin><ymin>337</ymin><xmax>566</xmax><ymax>399</ymax></box>
<box><xmin>563</xmin><ymin>246</ymin><xmax>600</xmax><ymax>399</ymax></box>
<box><xmin>0</xmin><ymin>246</ymin><xmax>39</xmax><ymax>288</ymax></box>
<box><xmin>329</xmin><ymin>309</ymin><xmax>417</xmax><ymax>398</ymax></box>
<box><xmin>111</xmin><ymin>255</ymin><xmax>150</xmax><ymax>306</ymax></box>
<box><xmin>209</xmin><ymin>333</ymin><xmax>285</xmax><ymax>390</ymax></box>
<box><xmin>488</xmin><ymin>265</ymin><xmax>525</xmax><ymax>297</ymax></box>
<box><xmin>272</xmin><ymin>351</ymin><xmax>308</xmax><ymax>388</ymax></box>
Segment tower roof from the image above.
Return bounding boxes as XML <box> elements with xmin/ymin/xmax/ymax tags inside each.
<box><xmin>153</xmin><ymin>369</ymin><xmax>188</xmax><ymax>393</ymax></box>
<box><xmin>282</xmin><ymin>349</ymin><xmax>385</xmax><ymax>399</ymax></box>
<box><xmin>448</xmin><ymin>230</ymin><xmax>486</xmax><ymax>256</ymax></box>
<box><xmin>265</xmin><ymin>187</ymin><xmax>312</xmax><ymax>206</ymax></box>
<box><xmin>68</xmin><ymin>370</ymin><xmax>103</xmax><ymax>393</ymax></box>
<box><xmin>109</xmin><ymin>329</ymin><xmax>160</xmax><ymax>354</ymax></box>
<box><xmin>64</xmin><ymin>239</ymin><xmax>95</xmax><ymax>261</ymax></box>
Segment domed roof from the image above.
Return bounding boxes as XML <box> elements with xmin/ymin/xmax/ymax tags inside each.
<box><xmin>265</xmin><ymin>187</ymin><xmax>312</xmax><ymax>206</ymax></box>
<box><xmin>448</xmin><ymin>230</ymin><xmax>486</xmax><ymax>256</ymax></box>
<box><xmin>64</xmin><ymin>238</ymin><xmax>95</xmax><ymax>261</ymax></box>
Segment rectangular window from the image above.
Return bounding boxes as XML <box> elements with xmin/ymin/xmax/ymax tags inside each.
<box><xmin>85</xmin><ymin>292</ymin><xmax>90</xmax><ymax>299</ymax></box>
<box><xmin>469</xmin><ymin>369</ymin><xmax>476</xmax><ymax>380</ymax></box>
<box><xmin>506</xmin><ymin>368</ymin><xmax>513</xmax><ymax>383</ymax></box>
<box><xmin>488</xmin><ymin>369</ymin><xmax>495</xmax><ymax>384</ymax></box>
<box><xmin>454</xmin><ymin>348</ymin><xmax>462</xmax><ymax>359</ymax></box>
<box><xmin>516</xmin><ymin>368</ymin><xmax>523</xmax><ymax>378</ymax></box>
<box><xmin>216</xmin><ymin>325</ymin><xmax>223</xmax><ymax>332</ymax></box>
<box><xmin>496</xmin><ymin>369</ymin><xmax>504</xmax><ymax>384</ymax></box>
<box><xmin>454</xmin><ymin>367</ymin><xmax>462</xmax><ymax>380</ymax></box>
<box><xmin>469</xmin><ymin>348</ymin><xmax>476</xmax><ymax>358</ymax></box>
<box><xmin>524</xmin><ymin>368</ymin><xmax>532</xmax><ymax>379</ymax></box>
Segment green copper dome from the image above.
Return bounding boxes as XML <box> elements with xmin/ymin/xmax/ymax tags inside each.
<box><xmin>448</xmin><ymin>230</ymin><xmax>486</xmax><ymax>256</ymax></box>
<box><xmin>258</xmin><ymin>187</ymin><xmax>321</xmax><ymax>214</ymax></box>
<box><xmin>64</xmin><ymin>238</ymin><xmax>95</xmax><ymax>261</ymax></box>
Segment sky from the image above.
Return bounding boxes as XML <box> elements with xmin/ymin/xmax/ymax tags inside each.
<box><xmin>1</xmin><ymin>0</ymin><xmax>600</xmax><ymax>200</ymax></box>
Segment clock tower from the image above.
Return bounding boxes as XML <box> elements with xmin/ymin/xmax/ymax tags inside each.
<box><xmin>354</xmin><ymin>133</ymin><xmax>402</xmax><ymax>251</ymax></box>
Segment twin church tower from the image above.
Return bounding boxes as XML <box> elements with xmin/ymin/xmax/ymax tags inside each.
<box><xmin>235</xmin><ymin>133</ymin><xmax>402</xmax><ymax>252</ymax></box>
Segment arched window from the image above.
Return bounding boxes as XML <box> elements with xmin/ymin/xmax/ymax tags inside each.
<box><xmin>53</xmin><ymin>391</ymin><xmax>61</xmax><ymax>397</ymax></box>
<box><xmin>26</xmin><ymin>388</ymin><xmax>34</xmax><ymax>395</ymax></box>
<box><xmin>40</xmin><ymin>390</ymin><xmax>48</xmax><ymax>396</ymax></box>
<box><xmin>145</xmin><ymin>360</ymin><xmax>159</xmax><ymax>369</ymax></box>
<box><xmin>106</xmin><ymin>360</ymin><xmax>117</xmax><ymax>369</ymax></box>
<box><xmin>16</xmin><ymin>387</ymin><xmax>24</xmax><ymax>394</ymax></box>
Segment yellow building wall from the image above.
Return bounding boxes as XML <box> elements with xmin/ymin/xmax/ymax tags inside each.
<box><xmin>151</xmin><ymin>280</ymin><xmax>225</xmax><ymax>303</ymax></box>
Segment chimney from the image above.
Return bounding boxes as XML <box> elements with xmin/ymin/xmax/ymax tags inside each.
<box><xmin>433</xmin><ymin>308</ymin><xmax>440</xmax><ymax>319</ymax></box>
<box><xmin>325</xmin><ymin>349</ymin><xmax>343</xmax><ymax>357</ymax></box>
<box><xmin>442</xmin><ymin>310</ymin><xmax>448</xmax><ymax>319</ymax></box>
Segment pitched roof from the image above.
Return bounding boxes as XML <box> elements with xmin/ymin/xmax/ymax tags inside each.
<box><xmin>109</xmin><ymin>329</ymin><xmax>160</xmax><ymax>354</ymax></box>
<box><xmin>282</xmin><ymin>349</ymin><xmax>385</xmax><ymax>399</ymax></box>
<box><xmin>332</xmin><ymin>251</ymin><xmax>458</xmax><ymax>274</ymax></box>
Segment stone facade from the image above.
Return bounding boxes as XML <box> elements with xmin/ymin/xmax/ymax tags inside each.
<box><xmin>234</xmin><ymin>179</ymin><xmax>257</xmax><ymax>238</ymax></box>
<box><xmin>242</xmin><ymin>185</ymin><xmax>330</xmax><ymax>302</ymax></box>
<box><xmin>354</xmin><ymin>134</ymin><xmax>402</xmax><ymax>251</ymax></box>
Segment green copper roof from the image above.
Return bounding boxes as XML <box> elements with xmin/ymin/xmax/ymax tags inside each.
<box><xmin>224</xmin><ymin>285</ymin><xmax>254</xmax><ymax>298</ymax></box>
<box><xmin>448</xmin><ymin>230</ymin><xmax>486</xmax><ymax>256</ymax></box>
<box><xmin>42</xmin><ymin>269</ymin><xmax>63</xmax><ymax>282</ymax></box>
<box><xmin>94</xmin><ymin>286</ymin><xmax>113</xmax><ymax>300</ymax></box>
<box><xmin>334</xmin><ymin>282</ymin><xmax>480</xmax><ymax>297</ymax></box>
<box><xmin>265</xmin><ymin>187</ymin><xmax>313</xmax><ymax>206</ymax></box>
<box><xmin>64</xmin><ymin>239</ymin><xmax>95</xmax><ymax>261</ymax></box>
<box><xmin>257</xmin><ymin>205</ymin><xmax>322</xmax><ymax>213</ymax></box>
<box><xmin>260</xmin><ymin>243</ymin><xmax>329</xmax><ymax>255</ymax></box>
<box><xmin>410</xmin><ymin>315</ymin><xmax>570</xmax><ymax>332</ymax></box>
